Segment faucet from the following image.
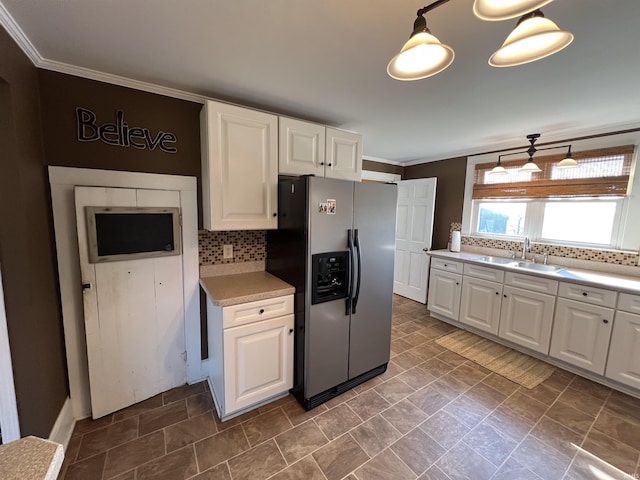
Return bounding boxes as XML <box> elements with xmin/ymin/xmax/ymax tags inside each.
<box><xmin>521</xmin><ymin>236</ymin><xmax>530</xmax><ymax>260</ymax></box>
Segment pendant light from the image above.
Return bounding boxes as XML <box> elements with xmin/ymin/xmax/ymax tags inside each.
<box><xmin>489</xmin><ymin>9</ymin><xmax>574</xmax><ymax>67</ymax></box>
<box><xmin>520</xmin><ymin>133</ymin><xmax>542</xmax><ymax>172</ymax></box>
<box><xmin>473</xmin><ymin>0</ymin><xmax>554</xmax><ymax>21</ymax></box>
<box><xmin>490</xmin><ymin>156</ymin><xmax>508</xmax><ymax>174</ymax></box>
<box><xmin>557</xmin><ymin>145</ymin><xmax>578</xmax><ymax>168</ymax></box>
<box><xmin>387</xmin><ymin>10</ymin><xmax>454</xmax><ymax>80</ymax></box>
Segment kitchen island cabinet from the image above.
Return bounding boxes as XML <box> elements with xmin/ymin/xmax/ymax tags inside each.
<box><xmin>201</xmin><ymin>271</ymin><xmax>294</xmax><ymax>420</ymax></box>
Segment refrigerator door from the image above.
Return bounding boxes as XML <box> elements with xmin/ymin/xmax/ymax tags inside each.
<box><xmin>349</xmin><ymin>182</ymin><xmax>397</xmax><ymax>379</ymax></box>
<box><xmin>306</xmin><ymin>177</ymin><xmax>355</xmax><ymax>398</ymax></box>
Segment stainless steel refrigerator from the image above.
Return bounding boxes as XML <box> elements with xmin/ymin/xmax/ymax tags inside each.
<box><xmin>267</xmin><ymin>176</ymin><xmax>397</xmax><ymax>409</ymax></box>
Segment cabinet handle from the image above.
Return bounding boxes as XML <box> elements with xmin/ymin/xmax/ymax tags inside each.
<box><xmin>259</xmin><ymin>309</ymin><xmax>265</xmax><ymax>314</ymax></box>
<box><xmin>496</xmin><ymin>292</ymin><xmax>499</xmax><ymax>295</ymax></box>
<box><xmin>602</xmin><ymin>319</ymin><xmax>609</xmax><ymax>324</ymax></box>
<box><xmin>455</xmin><ymin>282</ymin><xmax>460</xmax><ymax>286</ymax></box>
<box><xmin>320</xmin><ymin>162</ymin><xmax>324</xmax><ymax>166</ymax></box>
<box><xmin>582</xmin><ymin>292</ymin><xmax>588</xmax><ymax>296</ymax></box>
<box><xmin>273</xmin><ymin>213</ymin><xmax>277</xmax><ymax>217</ymax></box>
<box><xmin>444</xmin><ymin>263</ymin><xmax>448</xmax><ymax>267</ymax></box>
<box><xmin>503</xmin><ymin>294</ymin><xmax>507</xmax><ymax>298</ymax></box>
<box><xmin>289</xmin><ymin>328</ymin><xmax>294</xmax><ymax>334</ymax></box>
<box><xmin>327</xmin><ymin>163</ymin><xmax>332</xmax><ymax>166</ymax></box>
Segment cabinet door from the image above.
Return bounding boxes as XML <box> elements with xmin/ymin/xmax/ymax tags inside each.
<box><xmin>499</xmin><ymin>286</ymin><xmax>555</xmax><ymax>354</ymax></box>
<box><xmin>201</xmin><ymin>100</ymin><xmax>278</xmax><ymax>230</ymax></box>
<box><xmin>278</xmin><ymin>118</ymin><xmax>325</xmax><ymax>176</ymax></box>
<box><xmin>427</xmin><ymin>269</ymin><xmax>462</xmax><ymax>320</ymax></box>
<box><xmin>550</xmin><ymin>298</ymin><xmax>613</xmax><ymax>374</ymax></box>
<box><xmin>606</xmin><ymin>311</ymin><xmax>640</xmax><ymax>389</ymax></box>
<box><xmin>325</xmin><ymin>127</ymin><xmax>362</xmax><ymax>181</ymax></box>
<box><xmin>460</xmin><ymin>277</ymin><xmax>502</xmax><ymax>335</ymax></box>
<box><xmin>223</xmin><ymin>315</ymin><xmax>293</xmax><ymax>415</ymax></box>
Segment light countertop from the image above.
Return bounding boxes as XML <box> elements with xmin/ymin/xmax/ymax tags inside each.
<box><xmin>428</xmin><ymin>250</ymin><xmax>640</xmax><ymax>295</ymax></box>
<box><xmin>0</xmin><ymin>436</ymin><xmax>64</xmax><ymax>480</ymax></box>
<box><xmin>200</xmin><ymin>271</ymin><xmax>295</xmax><ymax>307</ymax></box>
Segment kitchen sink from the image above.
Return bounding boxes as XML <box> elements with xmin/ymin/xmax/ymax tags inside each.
<box><xmin>474</xmin><ymin>256</ymin><xmax>517</xmax><ymax>265</ymax></box>
<box><xmin>514</xmin><ymin>261</ymin><xmax>565</xmax><ymax>273</ymax></box>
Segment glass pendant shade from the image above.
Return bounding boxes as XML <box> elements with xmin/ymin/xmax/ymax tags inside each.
<box><xmin>520</xmin><ymin>159</ymin><xmax>542</xmax><ymax>172</ymax></box>
<box><xmin>489</xmin><ymin>14</ymin><xmax>573</xmax><ymax>67</ymax></box>
<box><xmin>387</xmin><ymin>31</ymin><xmax>455</xmax><ymax>80</ymax></box>
<box><xmin>473</xmin><ymin>0</ymin><xmax>554</xmax><ymax>21</ymax></box>
<box><xmin>490</xmin><ymin>165</ymin><xmax>508</xmax><ymax>174</ymax></box>
<box><xmin>557</xmin><ymin>149</ymin><xmax>578</xmax><ymax>168</ymax></box>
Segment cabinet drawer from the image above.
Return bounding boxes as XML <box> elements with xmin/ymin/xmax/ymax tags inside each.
<box><xmin>463</xmin><ymin>263</ymin><xmax>504</xmax><ymax>283</ymax></box>
<box><xmin>617</xmin><ymin>292</ymin><xmax>640</xmax><ymax>314</ymax></box>
<box><xmin>431</xmin><ymin>258</ymin><xmax>463</xmax><ymax>274</ymax></box>
<box><xmin>223</xmin><ymin>295</ymin><xmax>294</xmax><ymax>329</ymax></box>
<box><xmin>558</xmin><ymin>282</ymin><xmax>617</xmax><ymax>308</ymax></box>
<box><xmin>505</xmin><ymin>272</ymin><xmax>558</xmax><ymax>295</ymax></box>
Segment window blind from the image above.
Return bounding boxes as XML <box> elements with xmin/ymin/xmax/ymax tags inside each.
<box><xmin>472</xmin><ymin>145</ymin><xmax>635</xmax><ymax>199</ymax></box>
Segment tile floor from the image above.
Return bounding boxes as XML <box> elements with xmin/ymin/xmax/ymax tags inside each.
<box><xmin>58</xmin><ymin>295</ymin><xmax>640</xmax><ymax>480</ymax></box>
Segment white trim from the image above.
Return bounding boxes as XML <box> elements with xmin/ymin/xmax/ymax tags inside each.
<box><xmin>361</xmin><ymin>170</ymin><xmax>401</xmax><ymax>183</ymax></box>
<box><xmin>48</xmin><ymin>166</ymin><xmax>204</xmax><ymax>419</ymax></box>
<box><xmin>362</xmin><ymin>155</ymin><xmax>404</xmax><ymax>166</ymax></box>
<box><xmin>0</xmin><ymin>265</ymin><xmax>20</xmax><ymax>443</ymax></box>
<box><xmin>48</xmin><ymin>397</ymin><xmax>74</xmax><ymax>450</ymax></box>
<box><xmin>0</xmin><ymin>1</ymin><xmax>43</xmax><ymax>65</ymax></box>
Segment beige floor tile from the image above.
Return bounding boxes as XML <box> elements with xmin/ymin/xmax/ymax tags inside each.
<box><xmin>501</xmin><ymin>391</ymin><xmax>548</xmax><ymax>423</ymax></box>
<box><xmin>281</xmin><ymin>399</ymin><xmax>327</xmax><ymax>426</ymax></box>
<box><xmin>275</xmin><ymin>419</ymin><xmax>328</xmax><ymax>464</ymax></box>
<box><xmin>186</xmin><ymin>392</ymin><xmax>215</xmax><ymax>418</ymax></box>
<box><xmin>464</xmin><ymin>382</ymin><xmax>507</xmax><ymax>411</ymax></box>
<box><xmin>420</xmin><ymin>357</ymin><xmax>454</xmax><ymax>377</ymax></box>
<box><xmin>442</xmin><ymin>395</ymin><xmax>491</xmax><ymax>429</ymax></box>
<box><xmin>269</xmin><ymin>456</ymin><xmax>326</xmax><ymax>480</ymax></box>
<box><xmin>162</xmin><ymin>382</ymin><xmax>205</xmax><ymax>404</ymax></box>
<box><xmin>558</xmin><ymin>386</ymin><xmax>606</xmax><ymax>416</ymax></box>
<box><xmin>194</xmin><ymin>425</ymin><xmax>249</xmax><ymax>472</ymax></box>
<box><xmin>420</xmin><ymin>410</ymin><xmax>470</xmax><ymax>450</ymax></box>
<box><xmin>374</xmin><ymin>377</ymin><xmax>415</xmax><ymax>404</ymax></box>
<box><xmin>314</xmin><ymin>403</ymin><xmax>363</xmax><ymax>440</ymax></box>
<box><xmin>539</xmin><ymin>368</ymin><xmax>575</xmax><ymax>392</ymax></box>
<box><xmin>381</xmin><ymin>399</ymin><xmax>429</xmax><ymax>435</ymax></box>
<box><xmin>418</xmin><ymin>465</ymin><xmax>452</xmax><ymax>480</ymax></box>
<box><xmin>190</xmin><ymin>462</ymin><xmax>232</xmax><ymax>480</ymax></box>
<box><xmin>347</xmin><ymin>389</ymin><xmax>390</xmax><ymax>421</ymax></box>
<box><xmin>407</xmin><ymin>385</ymin><xmax>451</xmax><ymax>416</ymax></box>
<box><xmin>582</xmin><ymin>428</ymin><xmax>640</xmax><ymax>474</ymax></box>
<box><xmin>481</xmin><ymin>373</ymin><xmax>519</xmax><ymax>396</ymax></box>
<box><xmin>436</xmin><ymin>442</ymin><xmax>497</xmax><ymax>480</ymax></box>
<box><xmin>103</xmin><ymin>431</ymin><xmax>165</xmax><ymax>479</ymax></box>
<box><xmin>530</xmin><ymin>415</ymin><xmax>584</xmax><ymax>458</ymax></box>
<box><xmin>350</xmin><ymin>415</ymin><xmax>402</xmax><ymax>457</ymax></box>
<box><xmin>517</xmin><ymin>382</ymin><xmax>562</xmax><ymax>406</ymax></box>
<box><xmin>242</xmin><ymin>407</ymin><xmax>292</xmax><ymax>446</ymax></box>
<box><xmin>355</xmin><ymin>448</ymin><xmax>417</xmax><ymax>480</ymax></box>
<box><xmin>592</xmin><ymin>410</ymin><xmax>640</xmax><ymax>451</ymax></box>
<box><xmin>491</xmin><ymin>457</ymin><xmax>542</xmax><ymax>480</ymax></box>
<box><xmin>62</xmin><ymin>452</ymin><xmax>106</xmax><ymax>480</ymax></box>
<box><xmin>447</xmin><ymin>362</ymin><xmax>490</xmax><ymax>387</ymax></box>
<box><xmin>227</xmin><ymin>440</ymin><xmax>287</xmax><ymax>480</ymax></box>
<box><xmin>464</xmin><ymin>422</ymin><xmax>518</xmax><ymax>466</ymax></box>
<box><xmin>430</xmin><ymin>374</ymin><xmax>470</xmax><ymax>400</ymax></box>
<box><xmin>72</xmin><ymin>415</ymin><xmax>115</xmax><ymax>436</ymax></box>
<box><xmin>136</xmin><ymin>445</ymin><xmax>197</xmax><ymax>480</ymax></box>
<box><xmin>397</xmin><ymin>366</ymin><xmax>437</xmax><ymax>391</ymax></box>
<box><xmin>113</xmin><ymin>394</ymin><xmax>163</xmax><ymax>421</ymax></box>
<box><xmin>138</xmin><ymin>400</ymin><xmax>188</xmax><ymax>436</ymax></box>
<box><xmin>603</xmin><ymin>390</ymin><xmax>640</xmax><ymax>426</ymax></box>
<box><xmin>390</xmin><ymin>427</ymin><xmax>446</xmax><ymax>475</ymax></box>
<box><xmin>483</xmin><ymin>405</ymin><xmax>535</xmax><ymax>443</ymax></box>
<box><xmin>77</xmin><ymin>416</ymin><xmax>138</xmax><ymax>460</ymax></box>
<box><xmin>545</xmin><ymin>401</ymin><xmax>595</xmax><ymax>435</ymax></box>
<box><xmin>568</xmin><ymin>376</ymin><xmax>612</xmax><ymax>401</ymax></box>
<box><xmin>511</xmin><ymin>435</ymin><xmax>572</xmax><ymax>480</ymax></box>
<box><xmin>312</xmin><ymin>433</ymin><xmax>369</xmax><ymax>480</ymax></box>
<box><xmin>165</xmin><ymin>411</ymin><xmax>217</xmax><ymax>453</ymax></box>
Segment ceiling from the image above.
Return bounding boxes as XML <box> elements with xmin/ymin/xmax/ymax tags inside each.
<box><xmin>2</xmin><ymin>0</ymin><xmax>640</xmax><ymax>164</ymax></box>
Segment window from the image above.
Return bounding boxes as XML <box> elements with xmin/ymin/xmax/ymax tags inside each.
<box><xmin>470</xmin><ymin>145</ymin><xmax>634</xmax><ymax>248</ymax></box>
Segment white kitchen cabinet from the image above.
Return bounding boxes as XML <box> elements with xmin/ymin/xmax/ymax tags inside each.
<box><xmin>550</xmin><ymin>298</ymin><xmax>613</xmax><ymax>374</ymax></box>
<box><xmin>200</xmin><ymin>100</ymin><xmax>278</xmax><ymax>230</ymax></box>
<box><xmin>498</xmin><ymin>285</ymin><xmax>556</xmax><ymax>354</ymax></box>
<box><xmin>325</xmin><ymin>127</ymin><xmax>362</xmax><ymax>181</ymax></box>
<box><xmin>208</xmin><ymin>295</ymin><xmax>294</xmax><ymax>420</ymax></box>
<box><xmin>606</xmin><ymin>304</ymin><xmax>640</xmax><ymax>390</ymax></box>
<box><xmin>279</xmin><ymin>117</ymin><xmax>325</xmax><ymax>177</ymax></box>
<box><xmin>427</xmin><ymin>268</ymin><xmax>462</xmax><ymax>320</ymax></box>
<box><xmin>460</xmin><ymin>276</ymin><xmax>502</xmax><ymax>335</ymax></box>
<box><xmin>278</xmin><ymin>120</ymin><xmax>363</xmax><ymax>181</ymax></box>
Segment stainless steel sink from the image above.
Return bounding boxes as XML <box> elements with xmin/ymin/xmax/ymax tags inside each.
<box><xmin>514</xmin><ymin>261</ymin><xmax>565</xmax><ymax>273</ymax></box>
<box><xmin>474</xmin><ymin>256</ymin><xmax>516</xmax><ymax>265</ymax></box>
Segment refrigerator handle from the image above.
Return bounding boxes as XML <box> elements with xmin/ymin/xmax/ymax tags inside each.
<box><xmin>346</xmin><ymin>229</ymin><xmax>354</xmax><ymax>315</ymax></box>
<box><xmin>352</xmin><ymin>229</ymin><xmax>362</xmax><ymax>314</ymax></box>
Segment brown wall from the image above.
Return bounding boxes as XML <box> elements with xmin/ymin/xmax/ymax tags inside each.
<box><xmin>404</xmin><ymin>157</ymin><xmax>467</xmax><ymax>250</ymax></box>
<box><xmin>0</xmin><ymin>29</ymin><xmax>68</xmax><ymax>437</ymax></box>
<box><xmin>38</xmin><ymin>70</ymin><xmax>204</xmax><ymax>224</ymax></box>
<box><xmin>362</xmin><ymin>159</ymin><xmax>404</xmax><ymax>176</ymax></box>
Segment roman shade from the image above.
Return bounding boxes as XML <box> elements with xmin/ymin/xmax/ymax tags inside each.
<box><xmin>473</xmin><ymin>145</ymin><xmax>635</xmax><ymax>199</ymax></box>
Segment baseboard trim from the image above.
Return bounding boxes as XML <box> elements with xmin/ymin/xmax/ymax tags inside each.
<box><xmin>49</xmin><ymin>397</ymin><xmax>75</xmax><ymax>450</ymax></box>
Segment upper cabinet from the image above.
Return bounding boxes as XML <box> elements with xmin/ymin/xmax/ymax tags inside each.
<box><xmin>201</xmin><ymin>100</ymin><xmax>278</xmax><ymax>231</ymax></box>
<box><xmin>279</xmin><ymin>118</ymin><xmax>362</xmax><ymax>181</ymax></box>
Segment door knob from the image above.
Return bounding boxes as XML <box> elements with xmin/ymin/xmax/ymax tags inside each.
<box><xmin>289</xmin><ymin>328</ymin><xmax>294</xmax><ymax>334</ymax></box>
<box><xmin>423</xmin><ymin>247</ymin><xmax>430</xmax><ymax>252</ymax></box>
<box><xmin>81</xmin><ymin>282</ymin><xmax>92</xmax><ymax>291</ymax></box>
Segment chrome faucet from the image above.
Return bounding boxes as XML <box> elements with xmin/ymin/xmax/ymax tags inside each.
<box><xmin>521</xmin><ymin>236</ymin><xmax>530</xmax><ymax>260</ymax></box>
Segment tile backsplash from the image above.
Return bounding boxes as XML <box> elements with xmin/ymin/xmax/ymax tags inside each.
<box><xmin>198</xmin><ymin>230</ymin><xmax>266</xmax><ymax>265</ymax></box>
<box><xmin>449</xmin><ymin>223</ymin><xmax>639</xmax><ymax>268</ymax></box>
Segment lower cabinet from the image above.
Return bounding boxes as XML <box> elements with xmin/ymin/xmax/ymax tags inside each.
<box><xmin>460</xmin><ymin>277</ymin><xmax>502</xmax><ymax>335</ymax></box>
<box><xmin>606</xmin><ymin>310</ymin><xmax>640</xmax><ymax>389</ymax></box>
<box><xmin>550</xmin><ymin>298</ymin><xmax>613</xmax><ymax>375</ymax></box>
<box><xmin>498</xmin><ymin>285</ymin><xmax>555</xmax><ymax>354</ymax></box>
<box><xmin>427</xmin><ymin>268</ymin><xmax>462</xmax><ymax>320</ymax></box>
<box><xmin>208</xmin><ymin>295</ymin><xmax>294</xmax><ymax>420</ymax></box>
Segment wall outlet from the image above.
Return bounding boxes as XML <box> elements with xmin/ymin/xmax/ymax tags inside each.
<box><xmin>223</xmin><ymin>244</ymin><xmax>233</xmax><ymax>259</ymax></box>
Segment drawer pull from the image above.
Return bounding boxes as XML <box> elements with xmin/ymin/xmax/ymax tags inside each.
<box><xmin>259</xmin><ymin>309</ymin><xmax>265</xmax><ymax>314</ymax></box>
<box><xmin>504</xmin><ymin>294</ymin><xmax>507</xmax><ymax>298</ymax></box>
<box><xmin>455</xmin><ymin>282</ymin><xmax>460</xmax><ymax>286</ymax></box>
<box><xmin>289</xmin><ymin>328</ymin><xmax>294</xmax><ymax>334</ymax></box>
<box><xmin>583</xmin><ymin>292</ymin><xmax>588</xmax><ymax>296</ymax></box>
<box><xmin>444</xmin><ymin>263</ymin><xmax>448</xmax><ymax>267</ymax></box>
<box><xmin>496</xmin><ymin>292</ymin><xmax>499</xmax><ymax>295</ymax></box>
<box><xmin>602</xmin><ymin>319</ymin><xmax>609</xmax><ymax>324</ymax></box>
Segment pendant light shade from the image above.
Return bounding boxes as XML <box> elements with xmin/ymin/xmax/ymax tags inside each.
<box><xmin>520</xmin><ymin>158</ymin><xmax>542</xmax><ymax>172</ymax></box>
<box><xmin>387</xmin><ymin>14</ymin><xmax>455</xmax><ymax>80</ymax></box>
<box><xmin>473</xmin><ymin>0</ymin><xmax>554</xmax><ymax>21</ymax></box>
<box><xmin>490</xmin><ymin>156</ymin><xmax>508</xmax><ymax>174</ymax></box>
<box><xmin>489</xmin><ymin>11</ymin><xmax>574</xmax><ymax>67</ymax></box>
<box><xmin>557</xmin><ymin>146</ymin><xmax>578</xmax><ymax>168</ymax></box>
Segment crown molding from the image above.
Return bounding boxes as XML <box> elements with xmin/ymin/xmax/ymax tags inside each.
<box><xmin>0</xmin><ymin>1</ymin><xmax>42</xmax><ymax>64</ymax></box>
<box><xmin>37</xmin><ymin>58</ymin><xmax>207</xmax><ymax>104</ymax></box>
<box><xmin>362</xmin><ymin>155</ymin><xmax>404</xmax><ymax>166</ymax></box>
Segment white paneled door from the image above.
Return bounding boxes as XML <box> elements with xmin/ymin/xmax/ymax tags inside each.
<box><xmin>75</xmin><ymin>186</ymin><xmax>187</xmax><ymax>418</ymax></box>
<box><xmin>394</xmin><ymin>178</ymin><xmax>437</xmax><ymax>303</ymax></box>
